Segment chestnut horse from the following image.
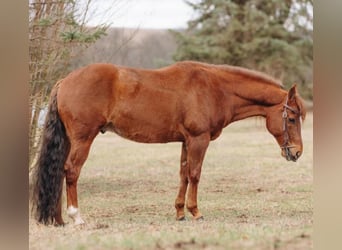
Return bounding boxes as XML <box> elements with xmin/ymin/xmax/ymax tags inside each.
<box><xmin>32</xmin><ymin>61</ymin><xmax>306</xmax><ymax>226</ymax></box>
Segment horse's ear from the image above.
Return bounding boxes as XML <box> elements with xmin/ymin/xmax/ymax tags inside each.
<box><xmin>288</xmin><ymin>84</ymin><xmax>297</xmax><ymax>100</ymax></box>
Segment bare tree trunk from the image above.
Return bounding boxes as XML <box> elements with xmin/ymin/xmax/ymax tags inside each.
<box><xmin>29</xmin><ymin>91</ymin><xmax>45</xmax><ymax>168</ymax></box>
<box><xmin>29</xmin><ymin>0</ymin><xmax>116</xmax><ymax>171</ymax></box>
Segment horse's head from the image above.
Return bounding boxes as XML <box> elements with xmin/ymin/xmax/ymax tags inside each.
<box><xmin>266</xmin><ymin>84</ymin><xmax>306</xmax><ymax>162</ymax></box>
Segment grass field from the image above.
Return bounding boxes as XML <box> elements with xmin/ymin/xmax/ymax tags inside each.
<box><xmin>29</xmin><ymin>113</ymin><xmax>313</xmax><ymax>250</ymax></box>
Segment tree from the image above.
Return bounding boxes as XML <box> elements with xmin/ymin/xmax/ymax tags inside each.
<box><xmin>71</xmin><ymin>28</ymin><xmax>177</xmax><ymax>69</ymax></box>
<box><xmin>29</xmin><ymin>0</ymin><xmax>110</xmax><ymax>170</ymax></box>
<box><xmin>172</xmin><ymin>0</ymin><xmax>313</xmax><ymax>99</ymax></box>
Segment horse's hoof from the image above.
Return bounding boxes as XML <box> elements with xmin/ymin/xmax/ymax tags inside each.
<box><xmin>176</xmin><ymin>216</ymin><xmax>186</xmax><ymax>221</ymax></box>
<box><xmin>54</xmin><ymin>222</ymin><xmax>66</xmax><ymax>227</ymax></box>
<box><xmin>74</xmin><ymin>219</ymin><xmax>85</xmax><ymax>226</ymax></box>
<box><xmin>195</xmin><ymin>216</ymin><xmax>204</xmax><ymax>221</ymax></box>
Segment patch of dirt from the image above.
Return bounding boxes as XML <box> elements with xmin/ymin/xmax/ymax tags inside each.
<box><xmin>174</xmin><ymin>238</ymin><xmax>211</xmax><ymax>249</ymax></box>
<box><xmin>93</xmin><ymin>223</ymin><xmax>109</xmax><ymax>230</ymax></box>
<box><xmin>274</xmin><ymin>233</ymin><xmax>312</xmax><ymax>250</ymax></box>
<box><xmin>237</xmin><ymin>213</ymin><xmax>249</xmax><ymax>223</ymax></box>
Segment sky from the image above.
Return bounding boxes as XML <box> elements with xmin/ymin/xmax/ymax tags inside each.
<box><xmin>85</xmin><ymin>0</ymin><xmax>196</xmax><ymax>29</ymax></box>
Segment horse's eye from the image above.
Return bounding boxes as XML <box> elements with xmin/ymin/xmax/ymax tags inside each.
<box><xmin>288</xmin><ymin>118</ymin><xmax>296</xmax><ymax>124</ymax></box>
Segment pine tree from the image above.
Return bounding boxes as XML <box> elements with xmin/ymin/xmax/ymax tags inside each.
<box><xmin>172</xmin><ymin>0</ymin><xmax>312</xmax><ymax>99</ymax></box>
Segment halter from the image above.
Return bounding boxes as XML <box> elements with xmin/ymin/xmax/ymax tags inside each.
<box><xmin>281</xmin><ymin>96</ymin><xmax>299</xmax><ymax>159</ymax></box>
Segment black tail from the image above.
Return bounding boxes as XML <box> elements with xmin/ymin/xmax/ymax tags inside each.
<box><xmin>32</xmin><ymin>84</ymin><xmax>70</xmax><ymax>225</ymax></box>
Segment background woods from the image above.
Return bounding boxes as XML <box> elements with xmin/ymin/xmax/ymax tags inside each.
<box><xmin>71</xmin><ymin>28</ymin><xmax>177</xmax><ymax>69</ymax></box>
<box><xmin>172</xmin><ymin>0</ymin><xmax>313</xmax><ymax>98</ymax></box>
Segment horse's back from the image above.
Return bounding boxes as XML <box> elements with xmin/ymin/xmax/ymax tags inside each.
<box><xmin>58</xmin><ymin>63</ymin><xmax>119</xmax><ymax>107</ymax></box>
<box><xmin>56</xmin><ymin>62</ymin><xmax>228</xmax><ymax>142</ymax></box>
<box><xmin>56</xmin><ymin>63</ymin><xmax>185</xmax><ymax>142</ymax></box>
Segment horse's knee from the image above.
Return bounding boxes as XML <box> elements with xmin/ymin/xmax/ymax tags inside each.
<box><xmin>175</xmin><ymin>199</ymin><xmax>185</xmax><ymax>209</ymax></box>
<box><xmin>189</xmin><ymin>172</ymin><xmax>200</xmax><ymax>184</ymax></box>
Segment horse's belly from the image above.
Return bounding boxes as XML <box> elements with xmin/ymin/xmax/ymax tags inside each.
<box><xmin>108</xmin><ymin>116</ymin><xmax>182</xmax><ymax>143</ymax></box>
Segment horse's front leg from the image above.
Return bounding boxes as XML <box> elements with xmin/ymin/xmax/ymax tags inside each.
<box><xmin>175</xmin><ymin>142</ymin><xmax>189</xmax><ymax>220</ymax></box>
<box><xmin>185</xmin><ymin>133</ymin><xmax>210</xmax><ymax>220</ymax></box>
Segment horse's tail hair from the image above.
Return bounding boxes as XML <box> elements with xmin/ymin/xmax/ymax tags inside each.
<box><xmin>31</xmin><ymin>82</ymin><xmax>70</xmax><ymax>225</ymax></box>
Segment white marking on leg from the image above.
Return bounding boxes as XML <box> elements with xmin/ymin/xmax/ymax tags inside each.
<box><xmin>67</xmin><ymin>206</ymin><xmax>78</xmax><ymax>216</ymax></box>
<box><xmin>67</xmin><ymin>206</ymin><xmax>85</xmax><ymax>225</ymax></box>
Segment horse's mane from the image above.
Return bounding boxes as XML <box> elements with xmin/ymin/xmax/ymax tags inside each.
<box><xmin>177</xmin><ymin>61</ymin><xmax>283</xmax><ymax>89</ymax></box>
<box><xmin>217</xmin><ymin>64</ymin><xmax>284</xmax><ymax>89</ymax></box>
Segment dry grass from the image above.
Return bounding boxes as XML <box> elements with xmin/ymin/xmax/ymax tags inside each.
<box><xmin>29</xmin><ymin>113</ymin><xmax>313</xmax><ymax>250</ymax></box>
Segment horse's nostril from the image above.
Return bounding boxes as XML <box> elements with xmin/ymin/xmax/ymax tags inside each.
<box><xmin>296</xmin><ymin>151</ymin><xmax>301</xmax><ymax>158</ymax></box>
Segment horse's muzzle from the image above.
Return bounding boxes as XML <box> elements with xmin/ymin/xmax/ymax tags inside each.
<box><xmin>282</xmin><ymin>147</ymin><xmax>302</xmax><ymax>162</ymax></box>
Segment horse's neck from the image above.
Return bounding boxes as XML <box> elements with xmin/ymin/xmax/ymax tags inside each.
<box><xmin>226</xmin><ymin>80</ymin><xmax>287</xmax><ymax>122</ymax></box>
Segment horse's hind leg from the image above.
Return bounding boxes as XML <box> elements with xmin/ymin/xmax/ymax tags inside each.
<box><xmin>175</xmin><ymin>142</ymin><xmax>189</xmax><ymax>220</ymax></box>
<box><xmin>54</xmin><ymin>183</ymin><xmax>65</xmax><ymax>226</ymax></box>
<box><xmin>64</xmin><ymin>128</ymin><xmax>98</xmax><ymax>225</ymax></box>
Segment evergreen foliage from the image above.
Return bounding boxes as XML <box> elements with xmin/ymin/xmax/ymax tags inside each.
<box><xmin>172</xmin><ymin>0</ymin><xmax>313</xmax><ymax>99</ymax></box>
